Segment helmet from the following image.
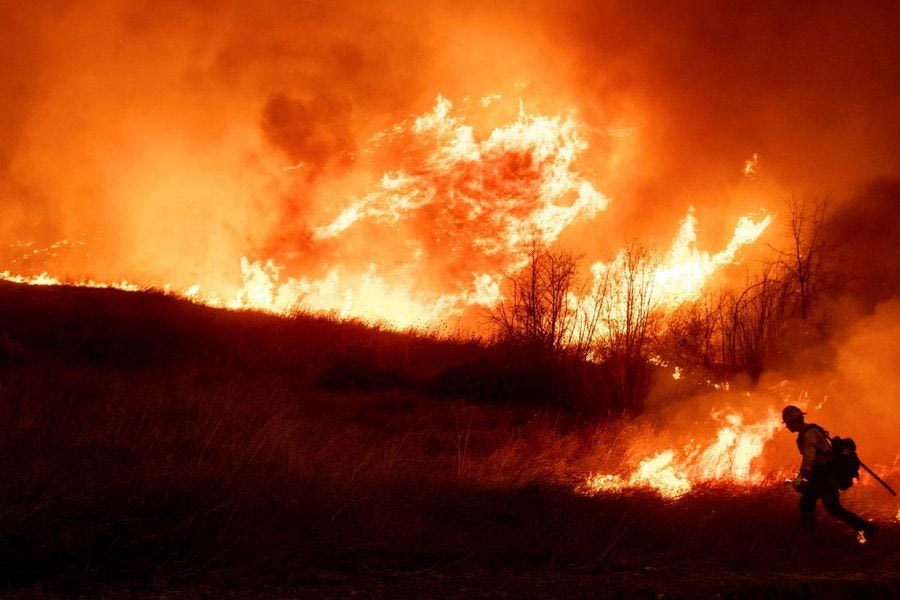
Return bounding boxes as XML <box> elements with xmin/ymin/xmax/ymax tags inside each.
<box><xmin>782</xmin><ymin>405</ymin><xmax>805</xmax><ymax>424</ymax></box>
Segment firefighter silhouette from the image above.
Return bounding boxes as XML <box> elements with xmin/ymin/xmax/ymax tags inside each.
<box><xmin>782</xmin><ymin>405</ymin><xmax>877</xmax><ymax>537</ymax></box>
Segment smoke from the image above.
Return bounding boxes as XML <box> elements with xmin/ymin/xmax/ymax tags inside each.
<box><xmin>826</xmin><ymin>180</ymin><xmax>900</xmax><ymax>314</ymax></box>
<box><xmin>260</xmin><ymin>92</ymin><xmax>355</xmax><ymax>179</ymax></box>
<box><xmin>546</xmin><ymin>3</ymin><xmax>900</xmax><ymax>187</ymax></box>
<box><xmin>758</xmin><ymin>297</ymin><xmax>900</xmax><ymax>481</ymax></box>
<box><xmin>0</xmin><ymin>1</ymin><xmax>439</xmax><ymax>288</ymax></box>
<box><xmin>2</xmin><ymin>1</ymin><xmax>900</xmax><ymax>315</ymax></box>
<box><xmin>826</xmin><ymin>299</ymin><xmax>900</xmax><ymax>466</ymax></box>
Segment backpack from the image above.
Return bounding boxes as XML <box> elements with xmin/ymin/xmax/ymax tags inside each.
<box><xmin>830</xmin><ymin>435</ymin><xmax>861</xmax><ymax>490</ymax></box>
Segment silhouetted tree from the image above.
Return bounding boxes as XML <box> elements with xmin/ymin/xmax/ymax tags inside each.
<box><xmin>488</xmin><ymin>239</ymin><xmax>581</xmax><ymax>361</ymax></box>
<box><xmin>593</xmin><ymin>242</ymin><xmax>659</xmax><ymax>413</ymax></box>
<box><xmin>774</xmin><ymin>196</ymin><xmax>830</xmax><ymax>321</ymax></box>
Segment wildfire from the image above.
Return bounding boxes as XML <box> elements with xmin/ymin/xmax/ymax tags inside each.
<box><xmin>0</xmin><ymin>271</ymin><xmax>140</xmax><ymax>292</ymax></box>
<box><xmin>587</xmin><ymin>209</ymin><xmax>771</xmax><ymax>317</ymax></box>
<box><xmin>223</xmin><ymin>259</ymin><xmax>501</xmax><ymax>328</ymax></box>
<box><xmin>1</xmin><ymin>94</ymin><xmax>771</xmax><ymax>331</ymax></box>
<box><xmin>653</xmin><ymin>210</ymin><xmax>771</xmax><ymax>310</ymax></box>
<box><xmin>584</xmin><ymin>450</ymin><xmax>693</xmax><ymax>499</ymax></box>
<box><xmin>314</xmin><ymin>95</ymin><xmax>608</xmax><ymax>263</ymax></box>
<box><xmin>581</xmin><ymin>409</ymin><xmax>782</xmax><ymax>499</ymax></box>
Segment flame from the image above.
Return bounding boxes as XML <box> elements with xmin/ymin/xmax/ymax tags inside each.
<box><xmin>1</xmin><ymin>210</ymin><xmax>769</xmax><ymax>330</ymax></box>
<box><xmin>581</xmin><ymin>409</ymin><xmax>782</xmax><ymax>499</ymax></box>
<box><xmin>655</xmin><ymin>210</ymin><xmax>771</xmax><ymax>310</ymax></box>
<box><xmin>480</xmin><ymin>94</ymin><xmax>502</xmax><ymax>107</ymax></box>
<box><xmin>224</xmin><ymin>259</ymin><xmax>501</xmax><ymax>328</ymax></box>
<box><xmin>0</xmin><ymin>271</ymin><xmax>62</xmax><ymax>287</ymax></box>
<box><xmin>697</xmin><ymin>412</ymin><xmax>779</xmax><ymax>481</ymax></box>
<box><xmin>226</xmin><ymin>201</ymin><xmax>769</xmax><ymax>328</ymax></box>
<box><xmin>575</xmin><ymin>210</ymin><xmax>770</xmax><ymax>341</ymax></box>
<box><xmin>2</xmin><ymin>94</ymin><xmax>770</xmax><ymax>331</ymax></box>
<box><xmin>588</xmin><ymin>209</ymin><xmax>771</xmax><ymax>315</ymax></box>
<box><xmin>0</xmin><ymin>270</ymin><xmax>140</xmax><ymax>292</ymax></box>
<box><xmin>314</xmin><ymin>94</ymin><xmax>608</xmax><ymax>262</ymax></box>
<box><xmin>633</xmin><ymin>450</ymin><xmax>694</xmax><ymax>498</ymax></box>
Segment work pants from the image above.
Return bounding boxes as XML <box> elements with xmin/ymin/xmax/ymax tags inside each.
<box><xmin>798</xmin><ymin>475</ymin><xmax>867</xmax><ymax>531</ymax></box>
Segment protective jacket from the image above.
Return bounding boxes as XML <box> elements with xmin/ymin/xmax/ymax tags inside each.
<box><xmin>796</xmin><ymin>423</ymin><xmax>833</xmax><ymax>477</ymax></box>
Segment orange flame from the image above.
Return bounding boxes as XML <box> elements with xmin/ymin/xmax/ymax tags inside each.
<box><xmin>587</xmin><ymin>209</ymin><xmax>771</xmax><ymax>315</ymax></box>
<box><xmin>0</xmin><ymin>270</ymin><xmax>140</xmax><ymax>292</ymax></box>
<box><xmin>2</xmin><ymin>94</ymin><xmax>770</xmax><ymax>331</ymax></box>
<box><xmin>315</xmin><ymin>95</ymin><xmax>609</xmax><ymax>260</ymax></box>
<box><xmin>581</xmin><ymin>409</ymin><xmax>781</xmax><ymax>499</ymax></box>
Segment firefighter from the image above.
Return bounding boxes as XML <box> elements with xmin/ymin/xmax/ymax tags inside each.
<box><xmin>782</xmin><ymin>405</ymin><xmax>877</xmax><ymax>536</ymax></box>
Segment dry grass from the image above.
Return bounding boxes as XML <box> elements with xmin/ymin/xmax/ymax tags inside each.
<box><xmin>1</xmin><ymin>282</ymin><xmax>898</xmax><ymax>595</ymax></box>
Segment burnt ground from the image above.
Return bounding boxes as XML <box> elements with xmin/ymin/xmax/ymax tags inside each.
<box><xmin>1</xmin><ymin>282</ymin><xmax>899</xmax><ymax>599</ymax></box>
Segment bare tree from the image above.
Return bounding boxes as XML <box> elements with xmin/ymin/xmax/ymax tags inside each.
<box><xmin>648</xmin><ymin>197</ymin><xmax>836</xmax><ymax>380</ymax></box>
<box><xmin>592</xmin><ymin>242</ymin><xmax>659</xmax><ymax>413</ymax></box>
<box><xmin>597</xmin><ymin>242</ymin><xmax>658</xmax><ymax>364</ymax></box>
<box><xmin>735</xmin><ymin>265</ymin><xmax>786</xmax><ymax>379</ymax></box>
<box><xmin>773</xmin><ymin>196</ymin><xmax>829</xmax><ymax>320</ymax></box>
<box><xmin>568</xmin><ymin>264</ymin><xmax>610</xmax><ymax>363</ymax></box>
<box><xmin>655</xmin><ymin>292</ymin><xmax>724</xmax><ymax>370</ymax></box>
<box><xmin>488</xmin><ymin>239</ymin><xmax>580</xmax><ymax>361</ymax></box>
<box><xmin>695</xmin><ymin>262</ymin><xmax>790</xmax><ymax>380</ymax></box>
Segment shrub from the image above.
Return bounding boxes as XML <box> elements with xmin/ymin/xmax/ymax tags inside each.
<box><xmin>315</xmin><ymin>345</ymin><xmax>409</xmax><ymax>391</ymax></box>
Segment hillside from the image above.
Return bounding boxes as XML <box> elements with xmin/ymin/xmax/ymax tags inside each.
<box><xmin>1</xmin><ymin>282</ymin><xmax>899</xmax><ymax>598</ymax></box>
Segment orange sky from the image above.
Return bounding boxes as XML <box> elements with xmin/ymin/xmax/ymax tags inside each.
<box><xmin>2</xmin><ymin>1</ymin><xmax>899</xmax><ymax>318</ymax></box>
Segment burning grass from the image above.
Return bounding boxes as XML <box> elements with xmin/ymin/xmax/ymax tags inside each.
<box><xmin>1</xmin><ymin>282</ymin><xmax>899</xmax><ymax>595</ymax></box>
